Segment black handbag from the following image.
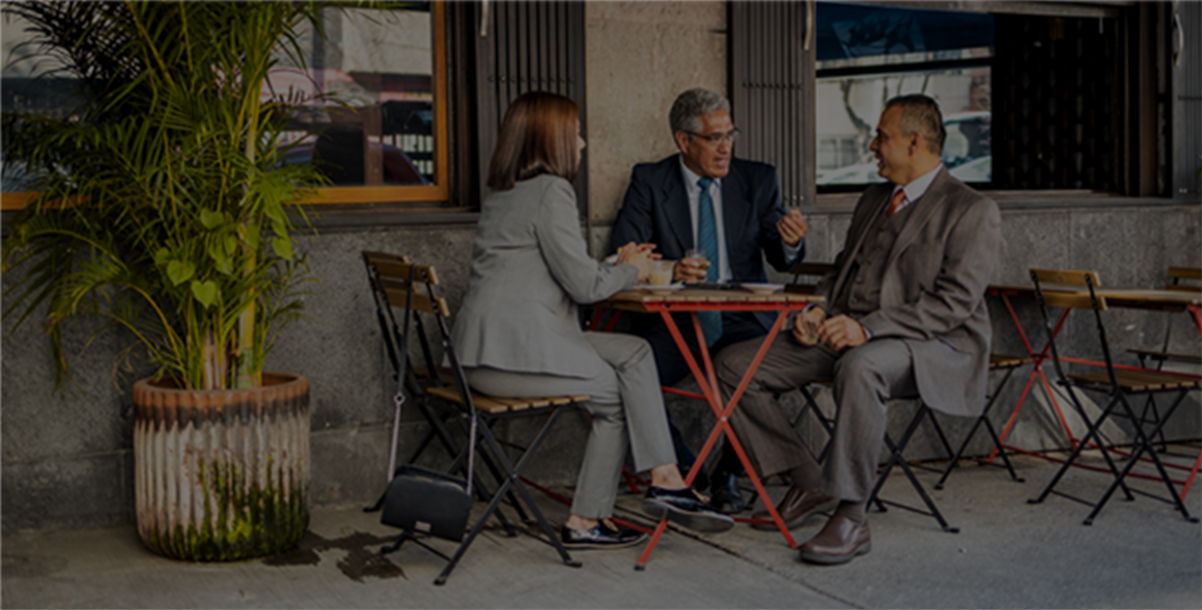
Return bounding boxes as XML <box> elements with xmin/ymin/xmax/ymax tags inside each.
<box><xmin>376</xmin><ymin>263</ymin><xmax>477</xmax><ymax>542</ymax></box>
<box><xmin>380</xmin><ymin>464</ymin><xmax>473</xmax><ymax>542</ymax></box>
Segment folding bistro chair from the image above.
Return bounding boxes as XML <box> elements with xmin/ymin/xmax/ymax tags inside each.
<box><xmin>1026</xmin><ymin>268</ymin><xmax>1201</xmax><ymax>524</ymax></box>
<box><xmin>934</xmin><ymin>354</ymin><xmax>1030</xmax><ymax>489</ymax></box>
<box><xmin>362</xmin><ymin>251</ymin><xmax>588</xmax><ymax>584</ymax></box>
<box><xmin>361</xmin><ymin>252</ymin><xmax>524</xmax><ymax>532</ymax></box>
<box><xmin>1127</xmin><ymin>267</ymin><xmax>1202</xmax><ymax>451</ymax></box>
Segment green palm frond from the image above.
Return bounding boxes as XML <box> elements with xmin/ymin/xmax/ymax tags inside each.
<box><xmin>3</xmin><ymin>1</ymin><xmax>338</xmax><ymax>391</ymax></box>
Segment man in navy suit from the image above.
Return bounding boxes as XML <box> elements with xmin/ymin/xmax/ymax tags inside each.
<box><xmin>610</xmin><ymin>88</ymin><xmax>809</xmax><ymax>512</ymax></box>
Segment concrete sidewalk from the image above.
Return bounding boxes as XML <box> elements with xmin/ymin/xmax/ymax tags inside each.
<box><xmin>3</xmin><ymin>448</ymin><xmax>1200</xmax><ymax>609</ymax></box>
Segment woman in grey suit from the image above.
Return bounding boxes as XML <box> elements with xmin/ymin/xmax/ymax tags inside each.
<box><xmin>452</xmin><ymin>92</ymin><xmax>732</xmax><ymax>549</ymax></box>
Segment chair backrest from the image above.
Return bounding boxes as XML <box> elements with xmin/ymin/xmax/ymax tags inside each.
<box><xmin>1029</xmin><ymin>268</ymin><xmax>1107</xmax><ymax>311</ymax></box>
<box><xmin>363</xmin><ymin>251</ymin><xmax>444</xmax><ymax>383</ymax></box>
<box><xmin>784</xmin><ymin>262</ymin><xmax>835</xmax><ymax>295</ymax></box>
<box><xmin>1150</xmin><ymin>266</ymin><xmax>1202</xmax><ymax>359</ymax></box>
<box><xmin>1166</xmin><ymin>267</ymin><xmax>1202</xmax><ymax>293</ymax></box>
<box><xmin>1029</xmin><ymin>267</ymin><xmax>1117</xmax><ymax>384</ymax></box>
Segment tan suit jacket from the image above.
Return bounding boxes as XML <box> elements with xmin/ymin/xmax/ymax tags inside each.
<box><xmin>816</xmin><ymin>169</ymin><xmax>1001</xmax><ymax>417</ymax></box>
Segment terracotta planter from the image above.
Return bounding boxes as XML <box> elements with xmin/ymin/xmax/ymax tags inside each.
<box><xmin>133</xmin><ymin>372</ymin><xmax>310</xmax><ymax>561</ymax></box>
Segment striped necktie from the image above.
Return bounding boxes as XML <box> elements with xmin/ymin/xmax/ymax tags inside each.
<box><xmin>696</xmin><ymin>177</ymin><xmax>722</xmax><ymax>346</ymax></box>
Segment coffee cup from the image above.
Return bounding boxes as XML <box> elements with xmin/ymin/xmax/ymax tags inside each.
<box><xmin>649</xmin><ymin>260</ymin><xmax>675</xmax><ymax>286</ymax></box>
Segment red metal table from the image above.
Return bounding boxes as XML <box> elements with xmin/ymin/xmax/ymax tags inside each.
<box><xmin>987</xmin><ymin>283</ymin><xmax>1202</xmax><ymax>497</ymax></box>
<box><xmin>605</xmin><ymin>287</ymin><xmax>823</xmax><ymax>569</ymax></box>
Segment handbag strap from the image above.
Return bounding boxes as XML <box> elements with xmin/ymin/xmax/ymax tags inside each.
<box><xmin>386</xmin><ymin>264</ymin><xmax>418</xmax><ymax>482</ymax></box>
<box><xmin>388</xmin><ymin>264</ymin><xmax>477</xmax><ymax>495</ymax></box>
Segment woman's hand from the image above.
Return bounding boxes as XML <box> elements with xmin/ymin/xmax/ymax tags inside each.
<box><xmin>615</xmin><ymin>241</ymin><xmax>658</xmax><ymax>282</ymax></box>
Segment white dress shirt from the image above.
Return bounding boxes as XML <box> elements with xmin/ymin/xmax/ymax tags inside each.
<box><xmin>888</xmin><ymin>163</ymin><xmax>944</xmax><ymax>214</ymax></box>
<box><xmin>679</xmin><ymin>158</ymin><xmax>802</xmax><ymax>283</ymax></box>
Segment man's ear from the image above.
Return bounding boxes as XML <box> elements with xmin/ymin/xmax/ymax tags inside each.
<box><xmin>908</xmin><ymin>132</ymin><xmax>922</xmax><ymax>154</ymax></box>
<box><xmin>673</xmin><ymin>130</ymin><xmax>691</xmax><ymax>152</ymax></box>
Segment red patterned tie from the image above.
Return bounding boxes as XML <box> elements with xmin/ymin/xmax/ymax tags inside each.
<box><xmin>886</xmin><ymin>188</ymin><xmax>906</xmax><ymax>218</ymax></box>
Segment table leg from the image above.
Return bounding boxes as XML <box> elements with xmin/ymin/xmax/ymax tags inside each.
<box><xmin>635</xmin><ymin>310</ymin><xmax>724</xmax><ymax>570</ymax></box>
<box><xmin>634</xmin><ymin>307</ymin><xmax>802</xmax><ymax>571</ymax></box>
<box><xmin>989</xmin><ymin>294</ymin><xmax>1077</xmax><ymax>461</ymax></box>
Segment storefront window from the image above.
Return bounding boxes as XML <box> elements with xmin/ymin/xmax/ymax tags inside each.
<box><xmin>1</xmin><ymin>2</ymin><xmax>448</xmax><ymax>209</ymax></box>
<box><xmin>814</xmin><ymin>2</ymin><xmax>993</xmax><ymax>187</ymax></box>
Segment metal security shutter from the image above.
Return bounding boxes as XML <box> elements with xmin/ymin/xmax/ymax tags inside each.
<box><xmin>993</xmin><ymin>14</ymin><xmax>1120</xmax><ymax>191</ymax></box>
<box><xmin>471</xmin><ymin>1</ymin><xmax>587</xmax><ymax>214</ymax></box>
<box><xmin>1171</xmin><ymin>1</ymin><xmax>1201</xmax><ymax>199</ymax></box>
<box><xmin>729</xmin><ymin>1</ymin><xmax>816</xmax><ymax>209</ymax></box>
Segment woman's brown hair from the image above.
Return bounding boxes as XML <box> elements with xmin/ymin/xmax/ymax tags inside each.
<box><xmin>486</xmin><ymin>91</ymin><xmax>580</xmax><ymax>191</ymax></box>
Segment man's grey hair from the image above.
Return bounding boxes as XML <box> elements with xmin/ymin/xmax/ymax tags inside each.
<box><xmin>670</xmin><ymin>88</ymin><xmax>731</xmax><ymax>137</ymax></box>
<box><xmin>884</xmin><ymin>94</ymin><xmax>946</xmax><ymax>155</ymax></box>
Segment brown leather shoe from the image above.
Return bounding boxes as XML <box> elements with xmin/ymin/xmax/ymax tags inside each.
<box><xmin>798</xmin><ymin>515</ymin><xmax>871</xmax><ymax>565</ymax></box>
<box><xmin>750</xmin><ymin>486</ymin><xmax>837</xmax><ymax>530</ymax></box>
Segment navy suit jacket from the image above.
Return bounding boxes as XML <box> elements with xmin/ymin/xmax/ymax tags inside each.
<box><xmin>611</xmin><ymin>154</ymin><xmax>804</xmax><ymax>331</ymax></box>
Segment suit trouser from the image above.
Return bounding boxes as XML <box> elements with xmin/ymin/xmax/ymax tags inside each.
<box><xmin>464</xmin><ymin>332</ymin><xmax>676</xmax><ymax>519</ymax></box>
<box><xmin>715</xmin><ymin>334</ymin><xmax>918</xmax><ymax>503</ymax></box>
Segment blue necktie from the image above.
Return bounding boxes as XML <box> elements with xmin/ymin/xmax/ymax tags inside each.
<box><xmin>696</xmin><ymin>177</ymin><xmax>722</xmax><ymax>346</ymax></box>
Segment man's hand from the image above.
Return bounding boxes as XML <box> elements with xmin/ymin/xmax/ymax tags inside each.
<box><xmin>777</xmin><ymin>208</ymin><xmax>808</xmax><ymax>248</ymax></box>
<box><xmin>674</xmin><ymin>258</ymin><xmax>709</xmax><ymax>283</ymax></box>
<box><xmin>792</xmin><ymin>306</ymin><xmax>825</xmax><ymax>345</ymax></box>
<box><xmin>818</xmin><ymin>314</ymin><xmax>868</xmax><ymax>351</ymax></box>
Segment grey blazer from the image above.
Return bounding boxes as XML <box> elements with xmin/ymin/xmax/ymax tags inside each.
<box><xmin>816</xmin><ymin>169</ymin><xmax>1002</xmax><ymax>417</ymax></box>
<box><xmin>452</xmin><ymin>174</ymin><xmax>639</xmax><ymax>378</ymax></box>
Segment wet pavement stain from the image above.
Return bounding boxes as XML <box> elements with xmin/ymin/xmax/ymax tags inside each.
<box><xmin>262</xmin><ymin>530</ymin><xmax>405</xmax><ymax>582</ymax></box>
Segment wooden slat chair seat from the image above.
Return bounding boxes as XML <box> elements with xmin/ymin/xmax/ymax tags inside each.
<box><xmin>413</xmin><ymin>366</ymin><xmax>590</xmax><ymax>413</ymax></box>
<box><xmin>1067</xmin><ymin>369</ymin><xmax>1201</xmax><ymax>393</ymax></box>
<box><xmin>426</xmin><ymin>385</ymin><xmax>590</xmax><ymax>414</ymax></box>
<box><xmin>362</xmin><ymin>250</ymin><xmax>585</xmax><ymax>584</ymax></box>
<box><xmin>990</xmin><ymin>354</ymin><xmax>1030</xmax><ymax>369</ymax></box>
<box><xmin>1027</xmin><ymin>267</ymin><xmax>1200</xmax><ymax>524</ymax></box>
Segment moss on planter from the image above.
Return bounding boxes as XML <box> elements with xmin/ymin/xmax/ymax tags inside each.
<box><xmin>157</xmin><ymin>459</ymin><xmax>308</xmax><ymax>562</ymax></box>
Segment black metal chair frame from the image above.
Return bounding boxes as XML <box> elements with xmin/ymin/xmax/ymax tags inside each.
<box><xmin>868</xmin><ymin>399</ymin><xmax>959</xmax><ymax>533</ymax></box>
<box><xmin>934</xmin><ymin>355</ymin><xmax>1029</xmax><ymax>490</ymax></box>
<box><xmin>361</xmin><ymin>253</ymin><xmax>519</xmax><ymax>526</ymax></box>
<box><xmin>361</xmin><ymin>252</ymin><xmax>582</xmax><ymax>584</ymax></box>
<box><xmin>1026</xmin><ymin>268</ymin><xmax>1199</xmax><ymax>524</ymax></box>
<box><xmin>761</xmin><ymin>381</ymin><xmax>959</xmax><ymax>533</ymax></box>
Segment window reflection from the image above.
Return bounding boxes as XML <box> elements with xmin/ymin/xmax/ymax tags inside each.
<box><xmin>1</xmin><ymin>4</ymin><xmax>440</xmax><ymax>194</ymax></box>
<box><xmin>272</xmin><ymin>6</ymin><xmax>436</xmax><ymax>187</ymax></box>
<box><xmin>815</xmin><ymin>2</ymin><xmax>994</xmax><ymax>186</ymax></box>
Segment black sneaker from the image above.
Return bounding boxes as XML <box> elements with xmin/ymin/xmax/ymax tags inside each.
<box><xmin>560</xmin><ymin>520</ymin><xmax>647</xmax><ymax>550</ymax></box>
<box><xmin>643</xmin><ymin>486</ymin><xmax>735</xmax><ymax>533</ymax></box>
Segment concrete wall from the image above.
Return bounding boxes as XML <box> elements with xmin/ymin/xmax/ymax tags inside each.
<box><xmin>3</xmin><ymin>2</ymin><xmax>1201</xmax><ymax>534</ymax></box>
<box><xmin>585</xmin><ymin>1</ymin><xmax>727</xmax><ymax>226</ymax></box>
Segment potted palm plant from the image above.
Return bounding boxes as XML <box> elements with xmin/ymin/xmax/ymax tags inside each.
<box><xmin>2</xmin><ymin>1</ymin><xmax>331</xmax><ymax>560</ymax></box>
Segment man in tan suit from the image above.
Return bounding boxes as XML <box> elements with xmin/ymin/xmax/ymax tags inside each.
<box><xmin>714</xmin><ymin>94</ymin><xmax>1001</xmax><ymax>564</ymax></box>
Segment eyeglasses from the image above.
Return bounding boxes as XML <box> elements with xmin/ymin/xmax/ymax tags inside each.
<box><xmin>686</xmin><ymin>127</ymin><xmax>741</xmax><ymax>146</ymax></box>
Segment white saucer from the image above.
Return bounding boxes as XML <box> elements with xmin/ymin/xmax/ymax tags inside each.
<box><xmin>637</xmin><ymin>284</ymin><xmax>685</xmax><ymax>293</ymax></box>
<box><xmin>741</xmin><ymin>282</ymin><xmax>784</xmax><ymax>295</ymax></box>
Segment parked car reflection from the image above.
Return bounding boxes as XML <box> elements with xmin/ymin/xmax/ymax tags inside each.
<box><xmin>817</xmin><ymin>111</ymin><xmax>991</xmax><ymax>185</ymax></box>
